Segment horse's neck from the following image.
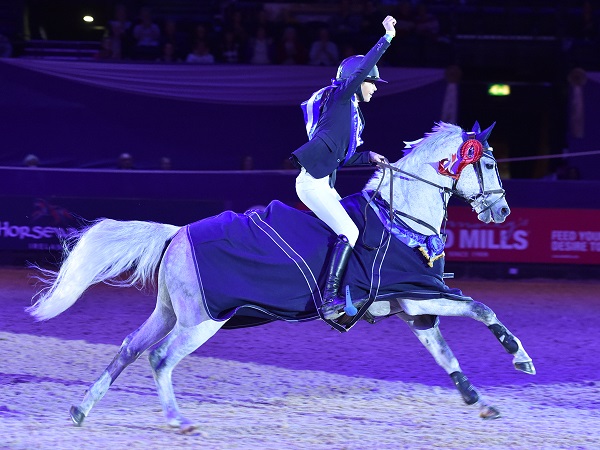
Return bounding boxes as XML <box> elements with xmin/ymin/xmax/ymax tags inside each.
<box><xmin>384</xmin><ymin>160</ymin><xmax>450</xmax><ymax>236</ymax></box>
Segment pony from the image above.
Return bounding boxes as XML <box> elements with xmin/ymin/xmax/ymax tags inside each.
<box><xmin>27</xmin><ymin>121</ymin><xmax>535</xmax><ymax>433</ymax></box>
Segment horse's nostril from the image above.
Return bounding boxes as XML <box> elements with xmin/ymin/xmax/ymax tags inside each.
<box><xmin>501</xmin><ymin>207</ymin><xmax>510</xmax><ymax>217</ymax></box>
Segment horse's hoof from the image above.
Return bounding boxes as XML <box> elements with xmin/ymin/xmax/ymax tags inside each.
<box><xmin>179</xmin><ymin>423</ymin><xmax>200</xmax><ymax>435</ymax></box>
<box><xmin>479</xmin><ymin>405</ymin><xmax>501</xmax><ymax>420</ymax></box>
<box><xmin>169</xmin><ymin>419</ymin><xmax>199</xmax><ymax>435</ymax></box>
<box><xmin>69</xmin><ymin>405</ymin><xmax>86</xmax><ymax>427</ymax></box>
<box><xmin>514</xmin><ymin>361</ymin><xmax>536</xmax><ymax>375</ymax></box>
<box><xmin>167</xmin><ymin>416</ymin><xmax>199</xmax><ymax>434</ymax></box>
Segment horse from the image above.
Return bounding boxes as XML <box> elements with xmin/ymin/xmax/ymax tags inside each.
<box><xmin>27</xmin><ymin>121</ymin><xmax>535</xmax><ymax>433</ymax></box>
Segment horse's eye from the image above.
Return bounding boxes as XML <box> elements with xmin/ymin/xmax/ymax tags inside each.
<box><xmin>485</xmin><ymin>163</ymin><xmax>494</xmax><ymax>170</ymax></box>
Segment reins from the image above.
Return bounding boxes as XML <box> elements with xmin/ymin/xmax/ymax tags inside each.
<box><xmin>362</xmin><ymin>154</ymin><xmax>506</xmax><ymax>250</ymax></box>
<box><xmin>362</xmin><ymin>161</ymin><xmax>453</xmax><ymax>251</ymax></box>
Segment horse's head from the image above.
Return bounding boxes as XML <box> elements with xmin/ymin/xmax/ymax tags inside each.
<box><xmin>447</xmin><ymin>122</ymin><xmax>510</xmax><ymax>224</ymax></box>
<box><xmin>366</xmin><ymin>121</ymin><xmax>510</xmax><ymax>230</ymax></box>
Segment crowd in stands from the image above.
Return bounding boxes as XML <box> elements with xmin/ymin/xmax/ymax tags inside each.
<box><xmin>91</xmin><ymin>1</ymin><xmax>454</xmax><ymax>67</ymax></box>
<box><xmin>84</xmin><ymin>0</ymin><xmax>600</xmax><ymax>74</ymax></box>
<box><xmin>1</xmin><ymin>1</ymin><xmax>598</xmax><ymax>70</ymax></box>
<box><xmin>85</xmin><ymin>0</ymin><xmax>599</xmax><ymax>69</ymax></box>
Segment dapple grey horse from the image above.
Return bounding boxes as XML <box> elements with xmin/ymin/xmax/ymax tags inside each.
<box><xmin>28</xmin><ymin>122</ymin><xmax>534</xmax><ymax>433</ymax></box>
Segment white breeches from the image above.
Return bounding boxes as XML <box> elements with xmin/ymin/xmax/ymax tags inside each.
<box><xmin>295</xmin><ymin>168</ymin><xmax>359</xmax><ymax>247</ymax></box>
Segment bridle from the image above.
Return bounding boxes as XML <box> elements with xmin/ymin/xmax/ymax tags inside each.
<box><xmin>464</xmin><ymin>151</ymin><xmax>506</xmax><ymax>216</ymax></box>
<box><xmin>365</xmin><ymin>149</ymin><xmax>506</xmax><ymax>240</ymax></box>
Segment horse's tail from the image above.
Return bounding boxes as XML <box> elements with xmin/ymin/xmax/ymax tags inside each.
<box><xmin>26</xmin><ymin>219</ymin><xmax>181</xmax><ymax>321</ymax></box>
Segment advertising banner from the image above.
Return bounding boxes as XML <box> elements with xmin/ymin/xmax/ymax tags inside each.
<box><xmin>445</xmin><ymin>207</ymin><xmax>600</xmax><ymax>265</ymax></box>
<box><xmin>0</xmin><ymin>197</ymin><xmax>225</xmax><ymax>252</ymax></box>
<box><xmin>2</xmin><ymin>197</ymin><xmax>600</xmax><ymax>265</ymax></box>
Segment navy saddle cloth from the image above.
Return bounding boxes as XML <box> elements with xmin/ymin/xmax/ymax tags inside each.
<box><xmin>186</xmin><ymin>193</ymin><xmax>470</xmax><ymax>329</ymax></box>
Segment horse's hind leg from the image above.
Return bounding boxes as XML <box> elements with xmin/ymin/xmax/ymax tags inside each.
<box><xmin>70</xmin><ymin>282</ymin><xmax>176</xmax><ymax>426</ymax></box>
<box><xmin>399</xmin><ymin>315</ymin><xmax>501</xmax><ymax>420</ymax></box>
<box><xmin>148</xmin><ymin>319</ymin><xmax>225</xmax><ymax>433</ymax></box>
<box><xmin>146</xmin><ymin>229</ymin><xmax>226</xmax><ymax>433</ymax></box>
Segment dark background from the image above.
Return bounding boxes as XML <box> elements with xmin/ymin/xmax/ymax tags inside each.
<box><xmin>1</xmin><ymin>1</ymin><xmax>599</xmax><ymax>178</ymax></box>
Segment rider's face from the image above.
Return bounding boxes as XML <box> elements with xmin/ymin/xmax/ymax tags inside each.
<box><xmin>360</xmin><ymin>81</ymin><xmax>377</xmax><ymax>102</ymax></box>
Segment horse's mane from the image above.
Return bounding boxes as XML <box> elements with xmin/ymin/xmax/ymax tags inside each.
<box><xmin>364</xmin><ymin>122</ymin><xmax>462</xmax><ymax>192</ymax></box>
<box><xmin>402</xmin><ymin>121</ymin><xmax>462</xmax><ymax>158</ymax></box>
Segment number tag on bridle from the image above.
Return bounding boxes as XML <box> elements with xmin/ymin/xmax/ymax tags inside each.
<box><xmin>438</xmin><ymin>139</ymin><xmax>483</xmax><ymax>180</ymax></box>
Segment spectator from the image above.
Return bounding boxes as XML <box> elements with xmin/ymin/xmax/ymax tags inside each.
<box><xmin>218</xmin><ymin>29</ymin><xmax>242</xmax><ymax>63</ymax></box>
<box><xmin>161</xmin><ymin>18</ymin><xmax>189</xmax><ymax>61</ymax></box>
<box><xmin>132</xmin><ymin>7</ymin><xmax>161</xmax><ymax>60</ymax></box>
<box><xmin>105</xmin><ymin>3</ymin><xmax>133</xmax><ymax>59</ymax></box>
<box><xmin>251</xmin><ymin>8</ymin><xmax>280</xmax><ymax>41</ymax></box>
<box><xmin>94</xmin><ymin>36</ymin><xmax>114</xmax><ymax>60</ymax></box>
<box><xmin>23</xmin><ymin>154</ymin><xmax>40</xmax><ymax>167</ymax></box>
<box><xmin>392</xmin><ymin>1</ymin><xmax>416</xmax><ymax>40</ymax></box>
<box><xmin>309</xmin><ymin>27</ymin><xmax>340</xmax><ymax>66</ymax></box>
<box><xmin>240</xmin><ymin>155</ymin><xmax>255</xmax><ymax>170</ymax></box>
<box><xmin>388</xmin><ymin>1</ymin><xmax>418</xmax><ymax>65</ymax></box>
<box><xmin>246</xmin><ymin>26</ymin><xmax>275</xmax><ymax>65</ymax></box>
<box><xmin>186</xmin><ymin>40</ymin><xmax>215</xmax><ymax>64</ymax></box>
<box><xmin>275</xmin><ymin>26</ymin><xmax>308</xmax><ymax>65</ymax></box>
<box><xmin>339</xmin><ymin>42</ymin><xmax>357</xmax><ymax>60</ymax></box>
<box><xmin>225</xmin><ymin>9</ymin><xmax>249</xmax><ymax>47</ymax></box>
<box><xmin>578</xmin><ymin>0</ymin><xmax>599</xmax><ymax>41</ymax></box>
<box><xmin>157</xmin><ymin>42</ymin><xmax>181</xmax><ymax>62</ymax></box>
<box><xmin>191</xmin><ymin>24</ymin><xmax>214</xmax><ymax>50</ymax></box>
<box><xmin>549</xmin><ymin>158</ymin><xmax>581</xmax><ymax>180</ymax></box>
<box><xmin>160</xmin><ymin>157</ymin><xmax>172</xmax><ymax>170</ymax></box>
<box><xmin>117</xmin><ymin>153</ymin><xmax>134</xmax><ymax>170</ymax></box>
<box><xmin>414</xmin><ymin>3</ymin><xmax>440</xmax><ymax>42</ymax></box>
<box><xmin>359</xmin><ymin>1</ymin><xmax>385</xmax><ymax>46</ymax></box>
<box><xmin>329</xmin><ymin>0</ymin><xmax>362</xmax><ymax>46</ymax></box>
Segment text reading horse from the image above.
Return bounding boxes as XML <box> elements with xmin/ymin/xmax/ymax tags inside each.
<box><xmin>28</xmin><ymin>121</ymin><xmax>534</xmax><ymax>433</ymax></box>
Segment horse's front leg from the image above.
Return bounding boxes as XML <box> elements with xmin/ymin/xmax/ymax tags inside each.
<box><xmin>397</xmin><ymin>314</ymin><xmax>501</xmax><ymax>420</ymax></box>
<box><xmin>399</xmin><ymin>298</ymin><xmax>535</xmax><ymax>375</ymax></box>
<box><xmin>467</xmin><ymin>301</ymin><xmax>535</xmax><ymax>375</ymax></box>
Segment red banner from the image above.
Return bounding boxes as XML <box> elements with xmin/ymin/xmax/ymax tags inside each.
<box><xmin>445</xmin><ymin>207</ymin><xmax>600</xmax><ymax>265</ymax></box>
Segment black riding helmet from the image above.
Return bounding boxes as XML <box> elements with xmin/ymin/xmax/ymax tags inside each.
<box><xmin>335</xmin><ymin>55</ymin><xmax>388</xmax><ymax>84</ymax></box>
<box><xmin>334</xmin><ymin>55</ymin><xmax>387</xmax><ymax>101</ymax></box>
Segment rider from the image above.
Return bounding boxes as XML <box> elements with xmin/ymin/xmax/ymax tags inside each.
<box><xmin>290</xmin><ymin>16</ymin><xmax>396</xmax><ymax>320</ymax></box>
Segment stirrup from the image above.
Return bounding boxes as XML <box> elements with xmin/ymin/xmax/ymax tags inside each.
<box><xmin>321</xmin><ymin>286</ymin><xmax>365</xmax><ymax>320</ymax></box>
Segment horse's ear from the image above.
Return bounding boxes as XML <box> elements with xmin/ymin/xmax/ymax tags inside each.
<box><xmin>476</xmin><ymin>122</ymin><xmax>496</xmax><ymax>146</ymax></box>
<box><xmin>472</xmin><ymin>121</ymin><xmax>481</xmax><ymax>133</ymax></box>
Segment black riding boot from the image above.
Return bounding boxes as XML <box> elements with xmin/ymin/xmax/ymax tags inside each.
<box><xmin>320</xmin><ymin>235</ymin><xmax>353</xmax><ymax>319</ymax></box>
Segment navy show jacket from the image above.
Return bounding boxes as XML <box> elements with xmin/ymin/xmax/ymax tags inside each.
<box><xmin>291</xmin><ymin>35</ymin><xmax>391</xmax><ymax>182</ymax></box>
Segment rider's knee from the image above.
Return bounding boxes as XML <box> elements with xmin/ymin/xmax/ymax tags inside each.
<box><xmin>345</xmin><ymin>228</ymin><xmax>359</xmax><ymax>247</ymax></box>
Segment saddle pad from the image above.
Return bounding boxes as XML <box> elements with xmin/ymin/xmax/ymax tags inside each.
<box><xmin>187</xmin><ymin>200</ymin><xmax>330</xmax><ymax>328</ymax></box>
<box><xmin>187</xmin><ymin>195</ymin><xmax>472</xmax><ymax>329</ymax></box>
